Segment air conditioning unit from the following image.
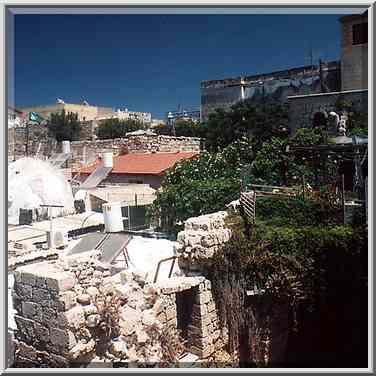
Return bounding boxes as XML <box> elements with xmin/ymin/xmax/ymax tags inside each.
<box><xmin>47</xmin><ymin>228</ymin><xmax>68</xmax><ymax>249</ymax></box>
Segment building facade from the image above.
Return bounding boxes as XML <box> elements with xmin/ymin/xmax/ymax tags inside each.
<box><xmin>166</xmin><ymin>108</ymin><xmax>201</xmax><ymax>126</ymax></box>
<box><xmin>340</xmin><ymin>12</ymin><xmax>368</xmax><ymax>91</ymax></box>
<box><xmin>20</xmin><ymin>101</ymin><xmax>114</xmax><ymax>122</ymax></box>
<box><xmin>200</xmin><ymin>62</ymin><xmax>341</xmax><ymax>120</ymax></box>
<box><xmin>8</xmin><ymin>107</ymin><xmax>25</xmax><ymax>128</ymax></box>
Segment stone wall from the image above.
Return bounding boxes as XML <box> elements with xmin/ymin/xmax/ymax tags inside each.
<box><xmin>8</xmin><ymin>124</ymin><xmax>56</xmax><ymax>161</ymax></box>
<box><xmin>11</xmin><ymin>252</ymin><xmax>226</xmax><ymax>367</ymax></box>
<box><xmin>154</xmin><ymin>277</ymin><xmax>227</xmax><ymax>360</ymax></box>
<box><xmin>12</xmin><ymin>262</ymin><xmax>76</xmax><ymax>367</ymax></box>
<box><xmin>201</xmin><ymin>62</ymin><xmax>341</xmax><ymax>120</ymax></box>
<box><xmin>8</xmin><ymin>130</ymin><xmax>202</xmax><ymax>167</ymax></box>
<box><xmin>175</xmin><ymin>211</ymin><xmax>232</xmax><ymax>274</ymax></box>
<box><xmin>70</xmin><ymin>135</ymin><xmax>202</xmax><ymax>166</ymax></box>
<box><xmin>288</xmin><ymin>89</ymin><xmax>368</xmax><ymax>133</ymax></box>
<box><xmin>340</xmin><ymin>13</ymin><xmax>368</xmax><ymax>91</ymax></box>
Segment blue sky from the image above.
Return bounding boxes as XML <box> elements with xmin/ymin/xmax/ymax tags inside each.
<box><xmin>14</xmin><ymin>13</ymin><xmax>345</xmax><ymax>119</ymax></box>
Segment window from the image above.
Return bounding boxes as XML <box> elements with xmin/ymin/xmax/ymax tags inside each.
<box><xmin>129</xmin><ymin>179</ymin><xmax>143</xmax><ymax>184</ymax></box>
<box><xmin>353</xmin><ymin>22</ymin><xmax>368</xmax><ymax>45</ymax></box>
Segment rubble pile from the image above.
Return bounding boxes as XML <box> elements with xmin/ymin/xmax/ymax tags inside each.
<box><xmin>11</xmin><ymin>257</ymin><xmax>186</xmax><ymax>367</ymax></box>
<box><xmin>175</xmin><ymin>211</ymin><xmax>232</xmax><ymax>273</ymax></box>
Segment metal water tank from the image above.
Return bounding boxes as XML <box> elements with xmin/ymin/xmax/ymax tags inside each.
<box><xmin>102</xmin><ymin>151</ymin><xmax>114</xmax><ymax>168</ymax></box>
<box><xmin>103</xmin><ymin>202</ymin><xmax>123</xmax><ymax>232</ymax></box>
<box><xmin>62</xmin><ymin>140</ymin><xmax>71</xmax><ymax>154</ymax></box>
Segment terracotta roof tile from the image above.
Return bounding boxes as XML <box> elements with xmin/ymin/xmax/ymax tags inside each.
<box><xmin>77</xmin><ymin>152</ymin><xmax>198</xmax><ymax>175</ymax></box>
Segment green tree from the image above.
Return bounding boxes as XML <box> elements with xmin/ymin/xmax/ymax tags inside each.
<box><xmin>174</xmin><ymin>119</ymin><xmax>203</xmax><ymax>137</ymax></box>
<box><xmin>96</xmin><ymin>118</ymin><xmax>145</xmax><ymax>139</ymax></box>
<box><xmin>148</xmin><ymin>139</ymin><xmax>254</xmax><ymax>232</ymax></box>
<box><xmin>47</xmin><ymin>110</ymin><xmax>81</xmax><ymax>142</ymax></box>
<box><xmin>201</xmin><ymin>100</ymin><xmax>289</xmax><ymax>151</ymax></box>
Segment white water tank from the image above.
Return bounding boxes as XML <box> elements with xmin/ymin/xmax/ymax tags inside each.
<box><xmin>103</xmin><ymin>202</ymin><xmax>123</xmax><ymax>232</ymax></box>
<box><xmin>62</xmin><ymin>140</ymin><xmax>71</xmax><ymax>154</ymax></box>
<box><xmin>102</xmin><ymin>151</ymin><xmax>114</xmax><ymax>168</ymax></box>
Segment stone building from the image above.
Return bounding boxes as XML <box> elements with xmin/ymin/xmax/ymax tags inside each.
<box><xmin>200</xmin><ymin>62</ymin><xmax>341</xmax><ymax>121</ymax></box>
<box><xmin>20</xmin><ymin>101</ymin><xmax>114</xmax><ymax>123</ymax></box>
<box><xmin>340</xmin><ymin>12</ymin><xmax>368</xmax><ymax>91</ymax></box>
<box><xmin>200</xmin><ymin>12</ymin><xmax>368</xmax><ymax>121</ymax></box>
<box><xmin>287</xmin><ymin>89</ymin><xmax>368</xmax><ymax>133</ymax></box>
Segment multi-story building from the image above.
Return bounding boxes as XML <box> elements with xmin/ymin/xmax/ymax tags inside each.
<box><xmin>113</xmin><ymin>108</ymin><xmax>152</xmax><ymax>125</ymax></box>
<box><xmin>200</xmin><ymin>12</ymin><xmax>368</xmax><ymax>122</ymax></box>
<box><xmin>340</xmin><ymin>12</ymin><xmax>368</xmax><ymax>91</ymax></box>
<box><xmin>200</xmin><ymin>62</ymin><xmax>341</xmax><ymax>121</ymax></box>
<box><xmin>20</xmin><ymin>100</ymin><xmax>114</xmax><ymax>122</ymax></box>
<box><xmin>166</xmin><ymin>108</ymin><xmax>201</xmax><ymax>126</ymax></box>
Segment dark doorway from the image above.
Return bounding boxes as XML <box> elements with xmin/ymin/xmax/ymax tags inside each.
<box><xmin>176</xmin><ymin>288</ymin><xmax>195</xmax><ymax>339</ymax></box>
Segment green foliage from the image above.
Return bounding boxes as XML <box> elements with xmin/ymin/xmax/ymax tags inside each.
<box><xmin>255</xmin><ymin>193</ymin><xmax>342</xmax><ymax>227</ymax></box>
<box><xmin>148</xmin><ymin>139</ymin><xmax>254</xmax><ymax>232</ymax></box>
<box><xmin>206</xmin><ymin>219</ymin><xmax>367</xmax><ymax>356</ymax></box>
<box><xmin>250</xmin><ymin>137</ymin><xmax>290</xmax><ymax>186</ymax></box>
<box><xmin>96</xmin><ymin>118</ymin><xmax>145</xmax><ymax>139</ymax></box>
<box><xmin>153</xmin><ymin>119</ymin><xmax>204</xmax><ymax>138</ymax></box>
<box><xmin>174</xmin><ymin>119</ymin><xmax>203</xmax><ymax>137</ymax></box>
<box><xmin>335</xmin><ymin>99</ymin><xmax>368</xmax><ymax>136</ymax></box>
<box><xmin>153</xmin><ymin>123</ymin><xmax>171</xmax><ymax>136</ymax></box>
<box><xmin>149</xmin><ymin>178</ymin><xmax>240</xmax><ymax>233</ymax></box>
<box><xmin>47</xmin><ymin>110</ymin><xmax>81</xmax><ymax>141</ymax></box>
<box><xmin>201</xmin><ymin>100</ymin><xmax>289</xmax><ymax>151</ymax></box>
<box><xmin>292</xmin><ymin>127</ymin><xmax>325</xmax><ymax>146</ymax></box>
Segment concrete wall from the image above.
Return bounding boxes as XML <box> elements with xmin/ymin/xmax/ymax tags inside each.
<box><xmin>340</xmin><ymin>13</ymin><xmax>368</xmax><ymax>91</ymax></box>
<box><xmin>201</xmin><ymin>62</ymin><xmax>341</xmax><ymax>120</ymax></box>
<box><xmin>288</xmin><ymin>89</ymin><xmax>368</xmax><ymax>133</ymax></box>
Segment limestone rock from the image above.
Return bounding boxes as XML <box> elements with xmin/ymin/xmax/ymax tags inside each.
<box><xmin>86</xmin><ymin>286</ymin><xmax>99</xmax><ymax>298</ymax></box>
<box><xmin>86</xmin><ymin>314</ymin><xmax>101</xmax><ymax>328</ymax></box>
<box><xmin>110</xmin><ymin>340</ymin><xmax>128</xmax><ymax>359</ymax></box>
<box><xmin>77</xmin><ymin>294</ymin><xmax>91</xmax><ymax>305</ymax></box>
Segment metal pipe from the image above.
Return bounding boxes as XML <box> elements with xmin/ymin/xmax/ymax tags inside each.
<box><xmin>153</xmin><ymin>256</ymin><xmax>177</xmax><ymax>284</ymax></box>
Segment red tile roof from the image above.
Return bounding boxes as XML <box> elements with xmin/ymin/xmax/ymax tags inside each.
<box><xmin>77</xmin><ymin>152</ymin><xmax>198</xmax><ymax>176</ymax></box>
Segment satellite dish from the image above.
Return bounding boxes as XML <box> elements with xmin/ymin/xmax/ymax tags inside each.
<box><xmin>57</xmin><ymin>98</ymin><xmax>65</xmax><ymax>104</ymax></box>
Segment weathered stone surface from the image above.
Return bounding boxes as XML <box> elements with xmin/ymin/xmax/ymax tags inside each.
<box><xmin>68</xmin><ymin>339</ymin><xmax>95</xmax><ymax>360</ymax></box>
<box><xmin>21</xmin><ymin>271</ymin><xmax>36</xmax><ymax>286</ymax></box>
<box><xmin>110</xmin><ymin>340</ymin><xmax>128</xmax><ymax>359</ymax></box>
<box><xmin>58</xmin><ymin>291</ymin><xmax>77</xmax><ymax>311</ymax></box>
<box><xmin>34</xmin><ymin>322</ymin><xmax>49</xmax><ymax>342</ymax></box>
<box><xmin>77</xmin><ymin>294</ymin><xmax>91</xmax><ymax>305</ymax></box>
<box><xmin>119</xmin><ymin>306</ymin><xmax>141</xmax><ymax>336</ymax></box>
<box><xmin>46</xmin><ymin>273</ymin><xmax>76</xmax><ymax>292</ymax></box>
<box><xmin>86</xmin><ymin>314</ymin><xmax>101</xmax><ymax>328</ymax></box>
<box><xmin>31</xmin><ymin>288</ymin><xmax>49</xmax><ymax>302</ymax></box>
<box><xmin>16</xmin><ymin>341</ymin><xmax>37</xmax><ymax>361</ymax></box>
<box><xmin>64</xmin><ymin>306</ymin><xmax>86</xmax><ymax>330</ymax></box>
<box><xmin>21</xmin><ymin>302</ymin><xmax>37</xmax><ymax>319</ymax></box>
<box><xmin>50</xmin><ymin>327</ymin><xmax>69</xmax><ymax>348</ymax></box>
<box><xmin>86</xmin><ymin>286</ymin><xmax>99</xmax><ymax>298</ymax></box>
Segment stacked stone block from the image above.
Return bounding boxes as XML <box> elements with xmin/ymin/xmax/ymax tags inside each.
<box><xmin>70</xmin><ymin>135</ymin><xmax>202</xmax><ymax>166</ymax></box>
<box><xmin>153</xmin><ymin>276</ymin><xmax>226</xmax><ymax>359</ymax></box>
<box><xmin>175</xmin><ymin>211</ymin><xmax>232</xmax><ymax>273</ymax></box>
<box><xmin>12</xmin><ymin>261</ymin><xmax>76</xmax><ymax>367</ymax></box>
<box><xmin>188</xmin><ymin>281</ymin><xmax>224</xmax><ymax>359</ymax></box>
